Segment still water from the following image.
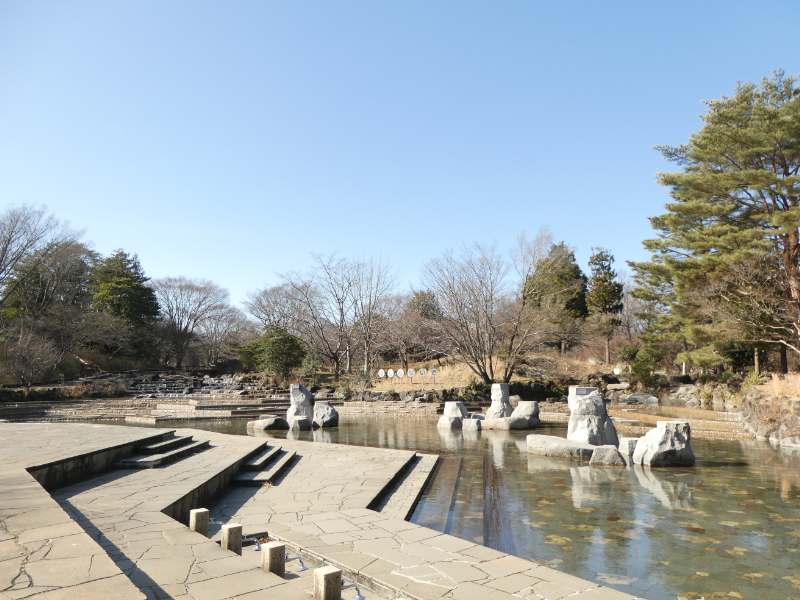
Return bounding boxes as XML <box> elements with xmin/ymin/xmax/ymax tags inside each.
<box><xmin>147</xmin><ymin>417</ymin><xmax>800</xmax><ymax>600</ymax></box>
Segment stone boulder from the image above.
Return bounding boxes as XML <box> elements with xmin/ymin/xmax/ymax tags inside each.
<box><xmin>462</xmin><ymin>419</ymin><xmax>481</xmax><ymax>431</ymax></box>
<box><xmin>443</xmin><ymin>401</ymin><xmax>469</xmax><ymax>418</ymax></box>
<box><xmin>481</xmin><ymin>416</ymin><xmax>529</xmax><ymax>430</ymax></box>
<box><xmin>288</xmin><ymin>416</ymin><xmax>312</xmax><ymax>431</ymax></box>
<box><xmin>589</xmin><ymin>445</ymin><xmax>627</xmax><ymax>466</ymax></box>
<box><xmin>485</xmin><ymin>383</ymin><xmax>513</xmax><ymax>419</ymax></box>
<box><xmin>313</xmin><ymin>400</ymin><xmax>339</xmax><ymax>428</ymax></box>
<box><xmin>469</xmin><ymin>414</ymin><xmax>485</xmax><ymax>420</ymax></box>
<box><xmin>617</xmin><ymin>437</ymin><xmax>639</xmax><ymax>456</ymax></box>
<box><xmin>624</xmin><ymin>392</ymin><xmax>659</xmax><ymax>405</ymax></box>
<box><xmin>631</xmin><ymin>421</ymin><xmax>695</xmax><ymax>467</ymax></box>
<box><xmin>510</xmin><ymin>401</ymin><xmax>541</xmax><ymax>428</ymax></box>
<box><xmin>286</xmin><ymin>384</ymin><xmax>314</xmax><ymax>422</ymax></box>
<box><xmin>246</xmin><ymin>417</ymin><xmax>289</xmax><ymax>431</ymax></box>
<box><xmin>437</xmin><ymin>416</ymin><xmax>463</xmax><ymax>429</ymax></box>
<box><xmin>567</xmin><ymin>388</ymin><xmax>618</xmax><ymax>447</ymax></box>
<box><xmin>527</xmin><ymin>435</ymin><xmax>595</xmax><ymax>459</ymax></box>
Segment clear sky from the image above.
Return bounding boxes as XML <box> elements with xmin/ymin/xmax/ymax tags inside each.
<box><xmin>2</xmin><ymin>1</ymin><xmax>799</xmax><ymax>305</ymax></box>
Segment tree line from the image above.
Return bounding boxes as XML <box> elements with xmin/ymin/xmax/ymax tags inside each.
<box><xmin>0</xmin><ymin>207</ymin><xmax>634</xmax><ymax>390</ymax></box>
<box><xmin>5</xmin><ymin>69</ymin><xmax>793</xmax><ymax>391</ymax></box>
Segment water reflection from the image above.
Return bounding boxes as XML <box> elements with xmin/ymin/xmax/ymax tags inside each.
<box><xmin>138</xmin><ymin>416</ymin><xmax>800</xmax><ymax>600</ymax></box>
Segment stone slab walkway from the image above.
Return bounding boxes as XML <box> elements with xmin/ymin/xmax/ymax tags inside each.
<box><xmin>378</xmin><ymin>454</ymin><xmax>439</xmax><ymax>521</ymax></box>
<box><xmin>1</xmin><ymin>422</ymin><xmax>642</xmax><ymax>600</ymax></box>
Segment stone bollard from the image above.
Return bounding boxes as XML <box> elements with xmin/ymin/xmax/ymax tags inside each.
<box><xmin>261</xmin><ymin>541</ymin><xmax>286</xmax><ymax>577</ymax></box>
<box><xmin>189</xmin><ymin>508</ymin><xmax>209</xmax><ymax>537</ymax></box>
<box><xmin>221</xmin><ymin>523</ymin><xmax>242</xmax><ymax>555</ymax></box>
<box><xmin>314</xmin><ymin>565</ymin><xmax>342</xmax><ymax>600</ymax></box>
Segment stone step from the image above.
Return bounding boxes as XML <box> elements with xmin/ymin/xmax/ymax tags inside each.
<box><xmin>115</xmin><ymin>439</ymin><xmax>210</xmax><ymax>468</ymax></box>
<box><xmin>242</xmin><ymin>445</ymin><xmax>281</xmax><ymax>471</ymax></box>
<box><xmin>233</xmin><ymin>451</ymin><xmax>296</xmax><ymax>485</ymax></box>
<box><xmin>137</xmin><ymin>434</ymin><xmax>193</xmax><ymax>454</ymax></box>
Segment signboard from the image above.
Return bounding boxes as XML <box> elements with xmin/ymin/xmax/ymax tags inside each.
<box><xmin>396</xmin><ymin>369</ymin><xmax>405</xmax><ymax>378</ymax></box>
<box><xmin>430</xmin><ymin>369</ymin><xmax>439</xmax><ymax>378</ymax></box>
<box><xmin>387</xmin><ymin>369</ymin><xmax>395</xmax><ymax>378</ymax></box>
<box><xmin>418</xmin><ymin>368</ymin><xmax>427</xmax><ymax>377</ymax></box>
<box><xmin>378</xmin><ymin>369</ymin><xmax>385</xmax><ymax>378</ymax></box>
<box><xmin>576</xmin><ymin>387</ymin><xmax>593</xmax><ymax>395</ymax></box>
<box><xmin>407</xmin><ymin>368</ymin><xmax>415</xmax><ymax>378</ymax></box>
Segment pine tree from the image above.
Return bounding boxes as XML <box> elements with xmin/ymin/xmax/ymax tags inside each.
<box><xmin>632</xmin><ymin>70</ymin><xmax>800</xmax><ymax>372</ymax></box>
<box><xmin>586</xmin><ymin>248</ymin><xmax>623</xmax><ymax>363</ymax></box>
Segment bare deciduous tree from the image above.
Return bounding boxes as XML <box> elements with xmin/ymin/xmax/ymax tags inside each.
<box><xmin>281</xmin><ymin>254</ymin><xmax>357</xmax><ymax>380</ymax></box>
<box><xmin>197</xmin><ymin>306</ymin><xmax>257</xmax><ymax>365</ymax></box>
<box><xmin>0</xmin><ymin>205</ymin><xmax>79</xmax><ymax>308</ymax></box>
<box><xmin>0</xmin><ymin>328</ymin><xmax>60</xmax><ymax>394</ymax></box>
<box><xmin>244</xmin><ymin>283</ymin><xmax>302</xmax><ymax>333</ymax></box>
<box><xmin>352</xmin><ymin>257</ymin><xmax>397</xmax><ymax>375</ymax></box>
<box><xmin>151</xmin><ymin>277</ymin><xmax>229</xmax><ymax>368</ymax></box>
<box><xmin>421</xmin><ymin>231</ymin><xmax>581</xmax><ymax>383</ymax></box>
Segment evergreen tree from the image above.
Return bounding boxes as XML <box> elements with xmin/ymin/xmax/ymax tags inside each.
<box><xmin>239</xmin><ymin>326</ymin><xmax>306</xmax><ymax>381</ymax></box>
<box><xmin>91</xmin><ymin>250</ymin><xmax>160</xmax><ymax>329</ymax></box>
<box><xmin>586</xmin><ymin>248</ymin><xmax>623</xmax><ymax>363</ymax></box>
<box><xmin>527</xmin><ymin>243</ymin><xmax>588</xmax><ymax>353</ymax></box>
<box><xmin>632</xmin><ymin>70</ymin><xmax>800</xmax><ymax>372</ymax></box>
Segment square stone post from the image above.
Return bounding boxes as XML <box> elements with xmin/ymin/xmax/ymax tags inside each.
<box><xmin>221</xmin><ymin>523</ymin><xmax>242</xmax><ymax>555</ymax></box>
<box><xmin>261</xmin><ymin>541</ymin><xmax>286</xmax><ymax>577</ymax></box>
<box><xmin>189</xmin><ymin>508</ymin><xmax>209</xmax><ymax>537</ymax></box>
<box><xmin>314</xmin><ymin>565</ymin><xmax>342</xmax><ymax>600</ymax></box>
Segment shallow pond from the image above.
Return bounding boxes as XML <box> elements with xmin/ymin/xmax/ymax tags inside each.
<box><xmin>140</xmin><ymin>417</ymin><xmax>800</xmax><ymax>600</ymax></box>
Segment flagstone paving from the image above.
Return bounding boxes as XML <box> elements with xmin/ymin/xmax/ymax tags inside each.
<box><xmin>0</xmin><ymin>423</ymin><xmax>640</xmax><ymax>600</ymax></box>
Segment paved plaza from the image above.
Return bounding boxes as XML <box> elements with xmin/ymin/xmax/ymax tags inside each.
<box><xmin>0</xmin><ymin>423</ymin><xmax>638</xmax><ymax>600</ymax></box>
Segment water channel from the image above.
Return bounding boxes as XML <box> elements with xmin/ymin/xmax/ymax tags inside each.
<box><xmin>136</xmin><ymin>416</ymin><xmax>800</xmax><ymax>600</ymax></box>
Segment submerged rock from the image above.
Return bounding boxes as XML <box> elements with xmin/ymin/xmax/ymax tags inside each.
<box><xmin>632</xmin><ymin>421</ymin><xmax>695</xmax><ymax>467</ymax></box>
<box><xmin>526</xmin><ymin>434</ymin><xmax>595</xmax><ymax>459</ymax></box>
<box><xmin>462</xmin><ymin>418</ymin><xmax>482</xmax><ymax>431</ymax></box>
<box><xmin>246</xmin><ymin>417</ymin><xmax>289</xmax><ymax>431</ymax></box>
<box><xmin>437</xmin><ymin>416</ymin><xmax>463</xmax><ymax>429</ymax></box>
<box><xmin>288</xmin><ymin>416</ymin><xmax>312</xmax><ymax>431</ymax></box>
<box><xmin>589</xmin><ymin>445</ymin><xmax>627</xmax><ymax>466</ymax></box>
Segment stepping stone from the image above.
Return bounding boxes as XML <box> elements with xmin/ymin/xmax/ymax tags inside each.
<box><xmin>242</xmin><ymin>445</ymin><xmax>281</xmax><ymax>471</ymax></box>
<box><xmin>233</xmin><ymin>451</ymin><xmax>296</xmax><ymax>485</ymax></box>
<box><xmin>116</xmin><ymin>439</ymin><xmax>210</xmax><ymax>468</ymax></box>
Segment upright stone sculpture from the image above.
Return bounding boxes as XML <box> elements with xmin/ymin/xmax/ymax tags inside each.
<box><xmin>313</xmin><ymin>400</ymin><xmax>339</xmax><ymax>428</ymax></box>
<box><xmin>567</xmin><ymin>387</ymin><xmax>618</xmax><ymax>447</ymax></box>
<box><xmin>485</xmin><ymin>383</ymin><xmax>513</xmax><ymax>419</ymax></box>
<box><xmin>287</xmin><ymin>384</ymin><xmax>314</xmax><ymax>423</ymax></box>
<box><xmin>631</xmin><ymin>421</ymin><xmax>695</xmax><ymax>467</ymax></box>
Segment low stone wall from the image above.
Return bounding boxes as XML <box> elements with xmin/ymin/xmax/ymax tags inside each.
<box><xmin>740</xmin><ymin>383</ymin><xmax>800</xmax><ymax>448</ymax></box>
<box><xmin>335</xmin><ymin>400</ymin><xmax>441</xmax><ymax>418</ymax></box>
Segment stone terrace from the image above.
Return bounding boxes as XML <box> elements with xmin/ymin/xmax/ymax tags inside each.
<box><xmin>0</xmin><ymin>422</ymin><xmax>640</xmax><ymax>600</ymax></box>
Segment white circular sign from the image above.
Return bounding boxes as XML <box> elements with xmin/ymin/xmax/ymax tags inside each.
<box><xmin>430</xmin><ymin>368</ymin><xmax>439</xmax><ymax>377</ymax></box>
<box><xmin>378</xmin><ymin>369</ymin><xmax>385</xmax><ymax>378</ymax></box>
<box><xmin>396</xmin><ymin>369</ymin><xmax>405</xmax><ymax>378</ymax></box>
<box><xmin>407</xmin><ymin>368</ymin><xmax>415</xmax><ymax>377</ymax></box>
<box><xmin>387</xmin><ymin>369</ymin><xmax>395</xmax><ymax>378</ymax></box>
<box><xmin>418</xmin><ymin>368</ymin><xmax>427</xmax><ymax>377</ymax></box>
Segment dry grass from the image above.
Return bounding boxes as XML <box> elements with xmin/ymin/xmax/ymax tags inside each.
<box><xmin>366</xmin><ymin>351</ymin><xmax>602</xmax><ymax>391</ymax></box>
<box><xmin>60</xmin><ymin>380</ymin><xmax>127</xmax><ymax>398</ymax></box>
<box><xmin>767</xmin><ymin>373</ymin><xmax>800</xmax><ymax>397</ymax></box>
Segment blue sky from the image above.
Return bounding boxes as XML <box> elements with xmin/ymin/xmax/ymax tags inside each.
<box><xmin>2</xmin><ymin>1</ymin><xmax>799</xmax><ymax>304</ymax></box>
